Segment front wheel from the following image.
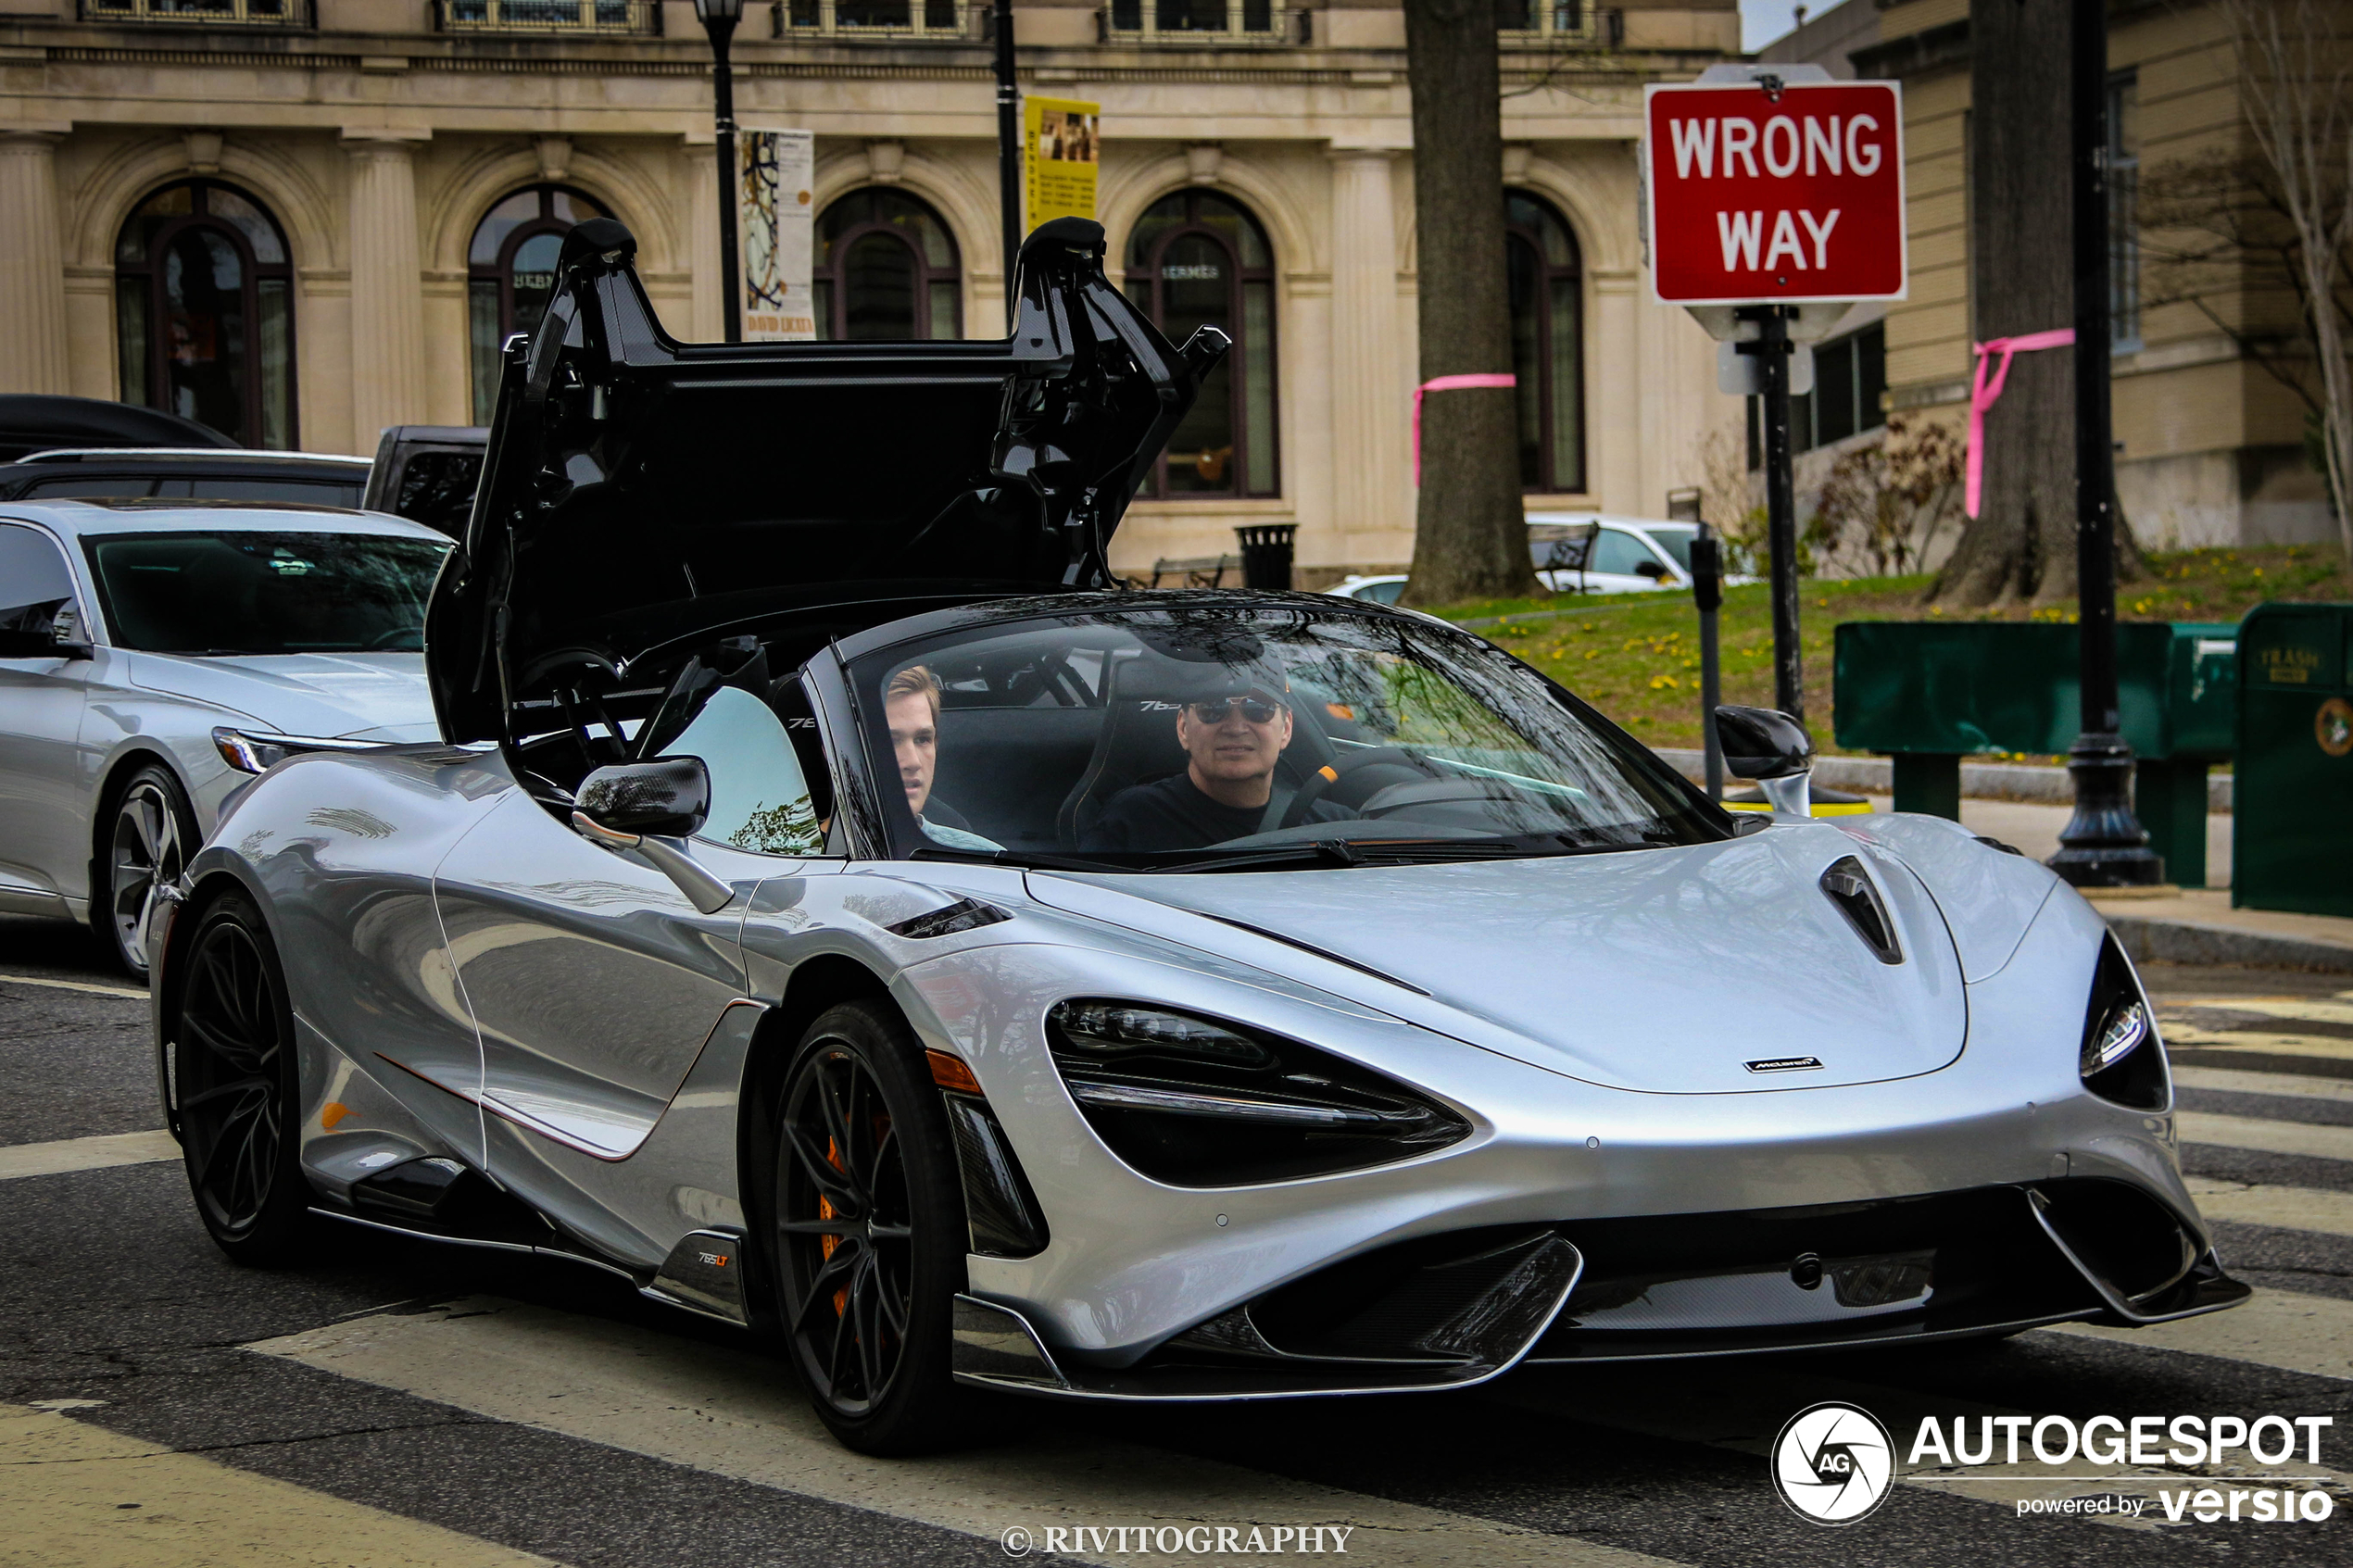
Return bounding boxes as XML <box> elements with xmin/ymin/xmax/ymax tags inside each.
<box><xmin>770</xmin><ymin>1000</ymin><xmax>971</xmax><ymax>1454</ymax></box>
<box><xmin>172</xmin><ymin>891</ymin><xmax>313</xmax><ymax>1264</ymax></box>
<box><xmin>104</xmin><ymin>763</ymin><xmax>195</xmax><ymax>982</ymax></box>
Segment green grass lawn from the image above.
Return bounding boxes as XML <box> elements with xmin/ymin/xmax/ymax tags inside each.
<box><xmin>1427</xmin><ymin>544</ymin><xmax>2351</xmax><ymax>753</ymax></box>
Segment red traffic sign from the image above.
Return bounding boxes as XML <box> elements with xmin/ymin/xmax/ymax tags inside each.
<box><xmin>1643</xmin><ymin>80</ymin><xmax>1906</xmax><ymax>306</ymax></box>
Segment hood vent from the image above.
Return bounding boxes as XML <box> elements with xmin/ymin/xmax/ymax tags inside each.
<box><xmin>1819</xmin><ymin>857</ymin><xmax>1902</xmax><ymax>965</ymax></box>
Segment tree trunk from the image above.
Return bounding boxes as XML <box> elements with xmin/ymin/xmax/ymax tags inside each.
<box><xmin>1399</xmin><ymin>0</ymin><xmax>1536</xmax><ymax>608</ymax></box>
<box><xmin>1930</xmin><ymin>0</ymin><xmax>2080</xmax><ymax>607</ymax></box>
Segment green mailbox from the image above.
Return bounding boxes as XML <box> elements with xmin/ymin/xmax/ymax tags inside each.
<box><xmin>1833</xmin><ymin>621</ymin><xmax>2236</xmax><ymax>884</ymax></box>
<box><xmin>2234</xmin><ymin>603</ymin><xmax>2353</xmax><ymax>917</ymax></box>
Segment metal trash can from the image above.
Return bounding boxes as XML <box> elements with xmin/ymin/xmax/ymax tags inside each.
<box><xmin>2233</xmin><ymin>602</ymin><xmax>2353</xmax><ymax>917</ymax></box>
<box><xmin>1235</xmin><ymin>523</ymin><xmax>1298</xmax><ymax>591</ymax></box>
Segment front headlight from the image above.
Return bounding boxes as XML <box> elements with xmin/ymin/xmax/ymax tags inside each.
<box><xmin>2079</xmin><ymin>937</ymin><xmax>2167</xmax><ymax>1110</ymax></box>
<box><xmin>1046</xmin><ymin>999</ymin><xmax>1470</xmax><ymax>1187</ymax></box>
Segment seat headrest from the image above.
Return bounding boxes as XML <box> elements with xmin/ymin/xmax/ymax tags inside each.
<box><xmin>1106</xmin><ymin>655</ymin><xmax>1290</xmax><ymax>706</ymax></box>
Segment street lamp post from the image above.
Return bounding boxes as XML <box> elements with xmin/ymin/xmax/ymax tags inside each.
<box><xmin>2050</xmin><ymin>0</ymin><xmax>2163</xmax><ymax>887</ymax></box>
<box><xmin>992</xmin><ymin>0</ymin><xmax>1021</xmax><ymax>321</ymax></box>
<box><xmin>694</xmin><ymin>0</ymin><xmax>744</xmax><ymax>345</ymax></box>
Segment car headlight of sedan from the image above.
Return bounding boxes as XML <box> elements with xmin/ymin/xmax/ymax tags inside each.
<box><xmin>2078</xmin><ymin>936</ymin><xmax>2167</xmax><ymax>1110</ymax></box>
<box><xmin>1046</xmin><ymin>999</ymin><xmax>1470</xmax><ymax>1187</ymax></box>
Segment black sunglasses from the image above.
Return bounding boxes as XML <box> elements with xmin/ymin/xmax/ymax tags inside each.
<box><xmin>1185</xmin><ymin>697</ymin><xmax>1283</xmax><ymax>724</ymax></box>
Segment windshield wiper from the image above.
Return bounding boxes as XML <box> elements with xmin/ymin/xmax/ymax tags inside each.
<box><xmin>1146</xmin><ymin>833</ymin><xmax>1667</xmax><ymax>874</ymax></box>
<box><xmin>910</xmin><ymin>846</ymin><xmax>1138</xmax><ymax>875</ymax></box>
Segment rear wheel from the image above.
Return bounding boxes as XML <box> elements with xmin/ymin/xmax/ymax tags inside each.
<box><xmin>771</xmin><ymin>1000</ymin><xmax>970</xmax><ymax>1454</ymax></box>
<box><xmin>173</xmin><ymin>891</ymin><xmax>312</xmax><ymax>1264</ymax></box>
<box><xmin>103</xmin><ymin>763</ymin><xmax>195</xmax><ymax>983</ymax></box>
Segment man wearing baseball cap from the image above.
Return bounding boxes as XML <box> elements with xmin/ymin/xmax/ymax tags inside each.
<box><xmin>1091</xmin><ymin>665</ymin><xmax>1346</xmax><ymax>852</ymax></box>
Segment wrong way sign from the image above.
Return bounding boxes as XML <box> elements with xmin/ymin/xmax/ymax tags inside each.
<box><xmin>1642</xmin><ymin>79</ymin><xmax>1906</xmax><ymax>306</ymax></box>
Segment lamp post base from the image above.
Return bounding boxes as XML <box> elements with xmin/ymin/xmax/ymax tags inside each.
<box><xmin>2048</xmin><ymin>731</ymin><xmax>2166</xmax><ymax>887</ymax></box>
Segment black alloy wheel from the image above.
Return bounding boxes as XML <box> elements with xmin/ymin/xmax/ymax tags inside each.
<box><xmin>173</xmin><ymin>891</ymin><xmax>312</xmax><ymax>1263</ymax></box>
<box><xmin>106</xmin><ymin>763</ymin><xmax>195</xmax><ymax>982</ymax></box>
<box><xmin>772</xmin><ymin>1000</ymin><xmax>969</xmax><ymax>1454</ymax></box>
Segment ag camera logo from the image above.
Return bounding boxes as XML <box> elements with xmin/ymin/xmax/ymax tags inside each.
<box><xmin>1771</xmin><ymin>1401</ymin><xmax>1895</xmax><ymax>1525</ymax></box>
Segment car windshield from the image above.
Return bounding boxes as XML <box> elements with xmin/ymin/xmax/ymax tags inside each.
<box><xmin>850</xmin><ymin>603</ymin><xmax>1728</xmax><ymax>872</ymax></box>
<box><xmin>82</xmin><ymin>530</ymin><xmax>448</xmax><ymax>654</ymax></box>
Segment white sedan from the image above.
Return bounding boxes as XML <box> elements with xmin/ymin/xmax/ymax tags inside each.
<box><xmin>1526</xmin><ymin>514</ymin><xmax>1723</xmax><ymax>594</ymax></box>
<box><xmin>0</xmin><ymin>500</ymin><xmax>447</xmax><ymax>978</ymax></box>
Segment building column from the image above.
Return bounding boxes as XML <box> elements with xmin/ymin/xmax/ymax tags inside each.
<box><xmin>0</xmin><ymin>132</ymin><xmax>72</xmax><ymax>395</ymax></box>
<box><xmin>1590</xmin><ymin>268</ymin><xmax>1642</xmax><ymax>515</ymax></box>
<box><xmin>344</xmin><ymin>133</ymin><xmax>430</xmax><ymax>445</ymax></box>
<box><xmin>1327</xmin><ymin>147</ymin><xmax>1408</xmax><ymax>563</ymax></box>
<box><xmin>683</xmin><ymin>136</ymin><xmax>722</xmax><ymax>344</ymax></box>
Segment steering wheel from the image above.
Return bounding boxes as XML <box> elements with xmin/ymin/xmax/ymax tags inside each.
<box><xmin>1277</xmin><ymin>746</ymin><xmax>1440</xmax><ymax>829</ymax></box>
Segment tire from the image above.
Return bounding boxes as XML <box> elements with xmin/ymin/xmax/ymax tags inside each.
<box><xmin>172</xmin><ymin>890</ymin><xmax>313</xmax><ymax>1265</ymax></box>
<box><xmin>101</xmin><ymin>762</ymin><xmax>196</xmax><ymax>983</ymax></box>
<box><xmin>769</xmin><ymin>999</ymin><xmax>971</xmax><ymax>1455</ymax></box>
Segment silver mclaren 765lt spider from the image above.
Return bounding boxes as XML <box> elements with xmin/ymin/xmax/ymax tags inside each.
<box><xmin>152</xmin><ymin>216</ymin><xmax>2246</xmax><ymax>1455</ymax></box>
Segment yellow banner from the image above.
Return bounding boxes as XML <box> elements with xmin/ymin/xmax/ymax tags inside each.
<box><xmin>1024</xmin><ymin>96</ymin><xmax>1100</xmax><ymax>230</ymax></box>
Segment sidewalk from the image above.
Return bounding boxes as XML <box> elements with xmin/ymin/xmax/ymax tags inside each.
<box><xmin>1652</xmin><ymin>746</ymin><xmax>2233</xmax><ymax>810</ymax></box>
<box><xmin>2086</xmin><ymin>890</ymin><xmax>2353</xmax><ymax>974</ymax></box>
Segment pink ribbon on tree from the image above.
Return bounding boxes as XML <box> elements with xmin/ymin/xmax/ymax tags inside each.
<box><xmin>1965</xmin><ymin>328</ymin><xmax>2075</xmax><ymax>518</ymax></box>
<box><xmin>1413</xmin><ymin>373</ymin><xmax>1516</xmax><ymax>485</ymax></box>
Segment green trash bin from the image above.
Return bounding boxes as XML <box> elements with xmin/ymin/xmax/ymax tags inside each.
<box><xmin>2233</xmin><ymin>603</ymin><xmax>2353</xmax><ymax>918</ymax></box>
<box><xmin>1833</xmin><ymin>621</ymin><xmax>2236</xmax><ymax>884</ymax></box>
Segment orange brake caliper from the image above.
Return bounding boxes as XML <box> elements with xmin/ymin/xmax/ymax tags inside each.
<box><xmin>817</xmin><ymin>1136</ymin><xmax>849</xmax><ymax>1317</ymax></box>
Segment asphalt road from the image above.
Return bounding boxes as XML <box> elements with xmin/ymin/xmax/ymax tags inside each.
<box><xmin>4</xmin><ymin>910</ymin><xmax>2351</xmax><ymax>1567</ymax></box>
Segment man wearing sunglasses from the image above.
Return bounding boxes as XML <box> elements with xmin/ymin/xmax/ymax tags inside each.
<box><xmin>1092</xmin><ymin>676</ymin><xmax>1346</xmax><ymax>851</ymax></box>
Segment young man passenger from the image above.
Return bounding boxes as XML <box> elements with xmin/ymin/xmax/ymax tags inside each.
<box><xmin>884</xmin><ymin>666</ymin><xmax>1000</xmax><ymax>852</ymax></box>
<box><xmin>1090</xmin><ymin>677</ymin><xmax>1346</xmax><ymax>852</ymax></box>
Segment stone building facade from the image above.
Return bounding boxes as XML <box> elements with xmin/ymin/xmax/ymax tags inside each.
<box><xmin>1847</xmin><ymin>0</ymin><xmax>2337</xmax><ymax>552</ymax></box>
<box><xmin>0</xmin><ymin>0</ymin><xmax>1741</xmax><ymax>582</ymax></box>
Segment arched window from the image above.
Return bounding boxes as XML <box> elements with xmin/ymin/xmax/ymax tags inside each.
<box><xmin>1505</xmin><ymin>190</ymin><xmax>1584</xmax><ymax>495</ymax></box>
<box><xmin>814</xmin><ymin>190</ymin><xmax>963</xmax><ymax>341</ymax></box>
<box><xmin>1123</xmin><ymin>191</ymin><xmax>1277</xmax><ymax>497</ymax></box>
<box><xmin>468</xmin><ymin>185</ymin><xmax>609</xmax><ymax>424</ymax></box>
<box><xmin>115</xmin><ymin>180</ymin><xmax>296</xmax><ymax>449</ymax></box>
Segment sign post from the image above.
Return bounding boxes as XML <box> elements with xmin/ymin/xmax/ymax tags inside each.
<box><xmin>1644</xmin><ymin>66</ymin><xmax>1906</xmax><ymax>723</ymax></box>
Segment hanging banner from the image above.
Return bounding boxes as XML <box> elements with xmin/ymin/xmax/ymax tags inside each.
<box><xmin>1024</xmin><ymin>97</ymin><xmax>1099</xmax><ymax>230</ymax></box>
<box><xmin>738</xmin><ymin>127</ymin><xmax>815</xmax><ymax>341</ymax></box>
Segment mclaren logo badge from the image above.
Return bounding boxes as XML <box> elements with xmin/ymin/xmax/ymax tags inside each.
<box><xmin>1746</xmin><ymin>1056</ymin><xmax>1825</xmax><ymax>1073</ymax></box>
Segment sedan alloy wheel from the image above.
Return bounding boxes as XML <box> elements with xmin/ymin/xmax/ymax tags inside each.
<box><xmin>108</xmin><ymin>767</ymin><xmax>192</xmax><ymax>980</ymax></box>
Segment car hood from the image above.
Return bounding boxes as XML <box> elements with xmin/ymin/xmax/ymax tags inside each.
<box><xmin>424</xmin><ymin>217</ymin><xmax>1227</xmax><ymax>746</ymax></box>
<box><xmin>1026</xmin><ymin>822</ymin><xmax>1968</xmax><ymax>1095</ymax></box>
<box><xmin>126</xmin><ymin>651</ymin><xmax>439</xmax><ymax>741</ymax></box>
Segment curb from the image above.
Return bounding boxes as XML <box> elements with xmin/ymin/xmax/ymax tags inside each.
<box><xmin>2103</xmin><ymin>914</ymin><xmax>2353</xmax><ymax>974</ymax></box>
<box><xmin>1652</xmin><ymin>747</ymin><xmax>2234</xmax><ymax>812</ymax></box>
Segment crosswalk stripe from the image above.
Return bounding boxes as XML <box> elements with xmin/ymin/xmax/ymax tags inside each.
<box><xmin>2170</xmin><ymin>997</ymin><xmax>2353</xmax><ymax>1027</ymax></box>
<box><xmin>2043</xmin><ymin>1286</ymin><xmax>2353</xmax><ymax>1381</ymax></box>
<box><xmin>2175</xmin><ymin>1066</ymin><xmax>2353</xmax><ymax>1104</ymax></box>
<box><xmin>0</xmin><ymin>1401</ymin><xmax>559</xmax><ymax>1567</ymax></box>
<box><xmin>2188</xmin><ymin>1175</ymin><xmax>2353</xmax><ymax>1239</ymax></box>
<box><xmin>0</xmin><ymin>970</ymin><xmax>146</xmax><ymax>999</ymax></box>
<box><xmin>2178</xmin><ymin>1110</ymin><xmax>2353</xmax><ymax>1163</ymax></box>
<box><xmin>251</xmin><ymin>1298</ymin><xmax>1674</xmax><ymax>1568</ymax></box>
<box><xmin>2162</xmin><ymin>1026</ymin><xmax>2353</xmax><ymax>1063</ymax></box>
<box><xmin>0</xmin><ymin>1129</ymin><xmax>180</xmax><ymax>1182</ymax></box>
